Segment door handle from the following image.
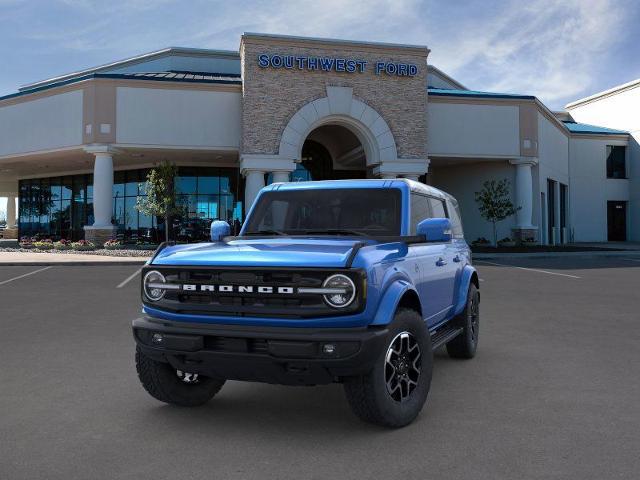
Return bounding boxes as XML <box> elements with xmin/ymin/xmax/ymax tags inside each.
<box><xmin>453</xmin><ymin>255</ymin><xmax>461</xmax><ymax>263</ymax></box>
<box><xmin>436</xmin><ymin>257</ymin><xmax>447</xmax><ymax>266</ymax></box>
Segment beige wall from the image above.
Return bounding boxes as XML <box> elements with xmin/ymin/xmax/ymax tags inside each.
<box><xmin>240</xmin><ymin>35</ymin><xmax>429</xmax><ymax>159</ymax></box>
<box><xmin>0</xmin><ymin>90</ymin><xmax>83</xmax><ymax>157</ymax></box>
<box><xmin>115</xmin><ymin>86</ymin><xmax>242</xmax><ymax>148</ymax></box>
<box><xmin>427</xmin><ymin>102</ymin><xmax>520</xmax><ymax>157</ymax></box>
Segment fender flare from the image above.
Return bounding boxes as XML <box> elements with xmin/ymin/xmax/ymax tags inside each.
<box><xmin>370</xmin><ymin>280</ymin><xmax>419</xmax><ymax>326</ymax></box>
<box><xmin>453</xmin><ymin>265</ymin><xmax>479</xmax><ymax>316</ymax></box>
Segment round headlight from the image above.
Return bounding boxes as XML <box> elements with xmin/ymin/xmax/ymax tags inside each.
<box><xmin>322</xmin><ymin>274</ymin><xmax>356</xmax><ymax>308</ymax></box>
<box><xmin>143</xmin><ymin>270</ymin><xmax>166</xmax><ymax>302</ymax></box>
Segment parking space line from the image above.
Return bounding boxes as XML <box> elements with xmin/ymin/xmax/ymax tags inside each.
<box><xmin>0</xmin><ymin>266</ymin><xmax>52</xmax><ymax>286</ymax></box>
<box><xmin>117</xmin><ymin>268</ymin><xmax>141</xmax><ymax>289</ymax></box>
<box><xmin>475</xmin><ymin>260</ymin><xmax>581</xmax><ymax>279</ymax></box>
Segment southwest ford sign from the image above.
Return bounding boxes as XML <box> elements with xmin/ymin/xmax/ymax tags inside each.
<box><xmin>257</xmin><ymin>54</ymin><xmax>418</xmax><ymax>77</ymax></box>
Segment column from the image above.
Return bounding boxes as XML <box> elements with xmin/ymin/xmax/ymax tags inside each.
<box><xmin>271</xmin><ymin>171</ymin><xmax>290</xmax><ymax>183</ymax></box>
<box><xmin>240</xmin><ymin>154</ymin><xmax>295</xmax><ymax>213</ymax></box>
<box><xmin>510</xmin><ymin>158</ymin><xmax>538</xmax><ymax>242</ymax></box>
<box><xmin>244</xmin><ymin>170</ymin><xmax>265</xmax><ymax>211</ymax></box>
<box><xmin>6</xmin><ymin>195</ymin><xmax>17</xmax><ymax>228</ymax></box>
<box><xmin>92</xmin><ymin>152</ymin><xmax>114</xmax><ymax>227</ymax></box>
<box><xmin>83</xmin><ymin>146</ymin><xmax>118</xmax><ymax>245</ymax></box>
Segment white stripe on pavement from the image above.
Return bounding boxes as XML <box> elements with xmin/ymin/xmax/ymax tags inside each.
<box><xmin>117</xmin><ymin>268</ymin><xmax>141</xmax><ymax>289</ymax></box>
<box><xmin>0</xmin><ymin>266</ymin><xmax>52</xmax><ymax>286</ymax></box>
<box><xmin>475</xmin><ymin>260</ymin><xmax>581</xmax><ymax>279</ymax></box>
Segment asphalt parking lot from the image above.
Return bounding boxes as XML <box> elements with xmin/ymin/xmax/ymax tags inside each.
<box><xmin>1</xmin><ymin>257</ymin><xmax>639</xmax><ymax>479</ymax></box>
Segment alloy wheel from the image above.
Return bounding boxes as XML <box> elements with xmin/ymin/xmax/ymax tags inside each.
<box><xmin>384</xmin><ymin>331</ymin><xmax>421</xmax><ymax>402</ymax></box>
<box><xmin>176</xmin><ymin>370</ymin><xmax>200</xmax><ymax>384</ymax></box>
<box><xmin>468</xmin><ymin>292</ymin><xmax>480</xmax><ymax>343</ymax></box>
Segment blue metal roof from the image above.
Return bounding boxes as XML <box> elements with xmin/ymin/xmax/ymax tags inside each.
<box><xmin>0</xmin><ymin>71</ymin><xmax>242</xmax><ymax>103</ymax></box>
<box><xmin>427</xmin><ymin>87</ymin><xmax>535</xmax><ymax>100</ymax></box>
<box><xmin>562</xmin><ymin>121</ymin><xmax>628</xmax><ymax>135</ymax></box>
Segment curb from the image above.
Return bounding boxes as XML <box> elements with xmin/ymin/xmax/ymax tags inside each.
<box><xmin>473</xmin><ymin>251</ymin><xmax>640</xmax><ymax>260</ymax></box>
<box><xmin>0</xmin><ymin>260</ymin><xmax>149</xmax><ymax>266</ymax></box>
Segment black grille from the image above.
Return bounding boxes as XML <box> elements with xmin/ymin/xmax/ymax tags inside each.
<box><xmin>143</xmin><ymin>267</ymin><xmax>365</xmax><ymax>319</ymax></box>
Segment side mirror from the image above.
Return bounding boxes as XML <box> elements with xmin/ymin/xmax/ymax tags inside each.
<box><xmin>210</xmin><ymin>220</ymin><xmax>231</xmax><ymax>242</ymax></box>
<box><xmin>417</xmin><ymin>218</ymin><xmax>452</xmax><ymax>242</ymax></box>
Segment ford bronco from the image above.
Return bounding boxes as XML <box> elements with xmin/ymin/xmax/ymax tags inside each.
<box><xmin>133</xmin><ymin>179</ymin><xmax>480</xmax><ymax>427</ymax></box>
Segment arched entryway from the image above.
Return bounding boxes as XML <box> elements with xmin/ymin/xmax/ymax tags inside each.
<box><xmin>296</xmin><ymin>124</ymin><xmax>367</xmax><ymax>181</ymax></box>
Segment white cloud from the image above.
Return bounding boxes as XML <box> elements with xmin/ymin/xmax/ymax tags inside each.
<box><xmin>426</xmin><ymin>0</ymin><xmax>628</xmax><ymax>107</ymax></box>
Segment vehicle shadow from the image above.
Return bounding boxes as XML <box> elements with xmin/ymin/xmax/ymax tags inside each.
<box><xmin>135</xmin><ymin>353</ymin><xmax>453</xmax><ymax>436</ymax></box>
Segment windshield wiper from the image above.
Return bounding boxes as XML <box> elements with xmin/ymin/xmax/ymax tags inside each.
<box><xmin>244</xmin><ymin>229</ymin><xmax>288</xmax><ymax>236</ymax></box>
<box><xmin>301</xmin><ymin>229</ymin><xmax>368</xmax><ymax>236</ymax></box>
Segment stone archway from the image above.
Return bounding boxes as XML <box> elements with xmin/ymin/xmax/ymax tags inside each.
<box><xmin>278</xmin><ymin>86</ymin><xmax>398</xmax><ymax>167</ymax></box>
<box><xmin>240</xmin><ymin>85</ymin><xmax>429</xmax><ymax>209</ymax></box>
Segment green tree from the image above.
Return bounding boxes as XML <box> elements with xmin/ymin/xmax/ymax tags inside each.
<box><xmin>474</xmin><ymin>179</ymin><xmax>519</xmax><ymax>246</ymax></box>
<box><xmin>136</xmin><ymin>161</ymin><xmax>182</xmax><ymax>242</ymax></box>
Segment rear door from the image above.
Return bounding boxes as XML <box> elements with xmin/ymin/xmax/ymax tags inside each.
<box><xmin>426</xmin><ymin>196</ymin><xmax>458</xmax><ymax>321</ymax></box>
<box><xmin>409</xmin><ymin>193</ymin><xmax>456</xmax><ymax>326</ymax></box>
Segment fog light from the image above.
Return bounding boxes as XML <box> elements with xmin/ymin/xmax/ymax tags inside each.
<box><xmin>322</xmin><ymin>343</ymin><xmax>336</xmax><ymax>354</ymax></box>
<box><xmin>152</xmin><ymin>333</ymin><xmax>164</xmax><ymax>344</ymax></box>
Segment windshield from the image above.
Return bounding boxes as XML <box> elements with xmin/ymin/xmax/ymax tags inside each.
<box><xmin>243</xmin><ymin>188</ymin><xmax>402</xmax><ymax>236</ymax></box>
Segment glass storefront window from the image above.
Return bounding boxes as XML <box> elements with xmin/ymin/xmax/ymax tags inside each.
<box><xmin>18</xmin><ymin>166</ymin><xmax>242</xmax><ymax>242</ymax></box>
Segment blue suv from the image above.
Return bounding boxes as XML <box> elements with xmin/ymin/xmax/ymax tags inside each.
<box><xmin>133</xmin><ymin>179</ymin><xmax>480</xmax><ymax>427</ymax></box>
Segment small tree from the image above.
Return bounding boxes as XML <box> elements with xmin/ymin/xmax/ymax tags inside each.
<box><xmin>474</xmin><ymin>179</ymin><xmax>519</xmax><ymax>246</ymax></box>
<box><xmin>136</xmin><ymin>161</ymin><xmax>182</xmax><ymax>242</ymax></box>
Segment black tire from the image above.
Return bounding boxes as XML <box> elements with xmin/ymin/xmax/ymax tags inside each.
<box><xmin>446</xmin><ymin>284</ymin><xmax>480</xmax><ymax>359</ymax></box>
<box><xmin>343</xmin><ymin>308</ymin><xmax>433</xmax><ymax>428</ymax></box>
<box><xmin>135</xmin><ymin>346</ymin><xmax>225</xmax><ymax>407</ymax></box>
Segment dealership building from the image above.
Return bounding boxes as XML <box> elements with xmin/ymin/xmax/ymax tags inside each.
<box><xmin>0</xmin><ymin>33</ymin><xmax>637</xmax><ymax>244</ymax></box>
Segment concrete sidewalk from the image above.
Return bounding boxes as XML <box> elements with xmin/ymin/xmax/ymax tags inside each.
<box><xmin>0</xmin><ymin>251</ymin><xmax>150</xmax><ymax>266</ymax></box>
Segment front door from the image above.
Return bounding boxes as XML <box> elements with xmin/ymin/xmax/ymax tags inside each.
<box><xmin>607</xmin><ymin>201</ymin><xmax>627</xmax><ymax>241</ymax></box>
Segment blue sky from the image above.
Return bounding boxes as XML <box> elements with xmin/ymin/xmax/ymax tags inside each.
<box><xmin>0</xmin><ymin>0</ymin><xmax>639</xmax><ymax>109</ymax></box>
<box><xmin>1</xmin><ymin>0</ymin><xmax>639</xmax><ymax>215</ymax></box>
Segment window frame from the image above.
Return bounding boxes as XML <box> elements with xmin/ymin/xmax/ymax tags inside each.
<box><xmin>606</xmin><ymin>145</ymin><xmax>627</xmax><ymax>179</ymax></box>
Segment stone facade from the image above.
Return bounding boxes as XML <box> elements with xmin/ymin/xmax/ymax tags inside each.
<box><xmin>240</xmin><ymin>34</ymin><xmax>429</xmax><ymax>161</ymax></box>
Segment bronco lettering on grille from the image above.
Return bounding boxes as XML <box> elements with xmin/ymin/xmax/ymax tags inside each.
<box><xmin>181</xmin><ymin>284</ymin><xmax>296</xmax><ymax>294</ymax></box>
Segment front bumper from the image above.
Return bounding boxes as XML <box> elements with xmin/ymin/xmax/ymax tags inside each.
<box><xmin>133</xmin><ymin>316</ymin><xmax>389</xmax><ymax>385</ymax></box>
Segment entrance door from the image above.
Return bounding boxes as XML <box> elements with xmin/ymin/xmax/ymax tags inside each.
<box><xmin>607</xmin><ymin>201</ymin><xmax>627</xmax><ymax>241</ymax></box>
<box><xmin>547</xmin><ymin>179</ymin><xmax>556</xmax><ymax>244</ymax></box>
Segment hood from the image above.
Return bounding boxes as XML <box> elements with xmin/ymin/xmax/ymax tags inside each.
<box><xmin>151</xmin><ymin>238</ymin><xmax>368</xmax><ymax>268</ymax></box>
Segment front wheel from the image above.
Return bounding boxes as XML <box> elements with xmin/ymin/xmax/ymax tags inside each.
<box><xmin>343</xmin><ymin>308</ymin><xmax>433</xmax><ymax>428</ymax></box>
<box><xmin>135</xmin><ymin>346</ymin><xmax>225</xmax><ymax>406</ymax></box>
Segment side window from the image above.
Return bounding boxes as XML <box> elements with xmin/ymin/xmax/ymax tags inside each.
<box><xmin>410</xmin><ymin>193</ymin><xmax>431</xmax><ymax>234</ymax></box>
<box><xmin>428</xmin><ymin>197</ymin><xmax>447</xmax><ymax>219</ymax></box>
<box><xmin>446</xmin><ymin>198</ymin><xmax>465</xmax><ymax>238</ymax></box>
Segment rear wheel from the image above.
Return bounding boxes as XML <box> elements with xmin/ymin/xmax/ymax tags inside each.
<box><xmin>135</xmin><ymin>346</ymin><xmax>225</xmax><ymax>406</ymax></box>
<box><xmin>343</xmin><ymin>308</ymin><xmax>433</xmax><ymax>428</ymax></box>
<box><xmin>446</xmin><ymin>284</ymin><xmax>480</xmax><ymax>359</ymax></box>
